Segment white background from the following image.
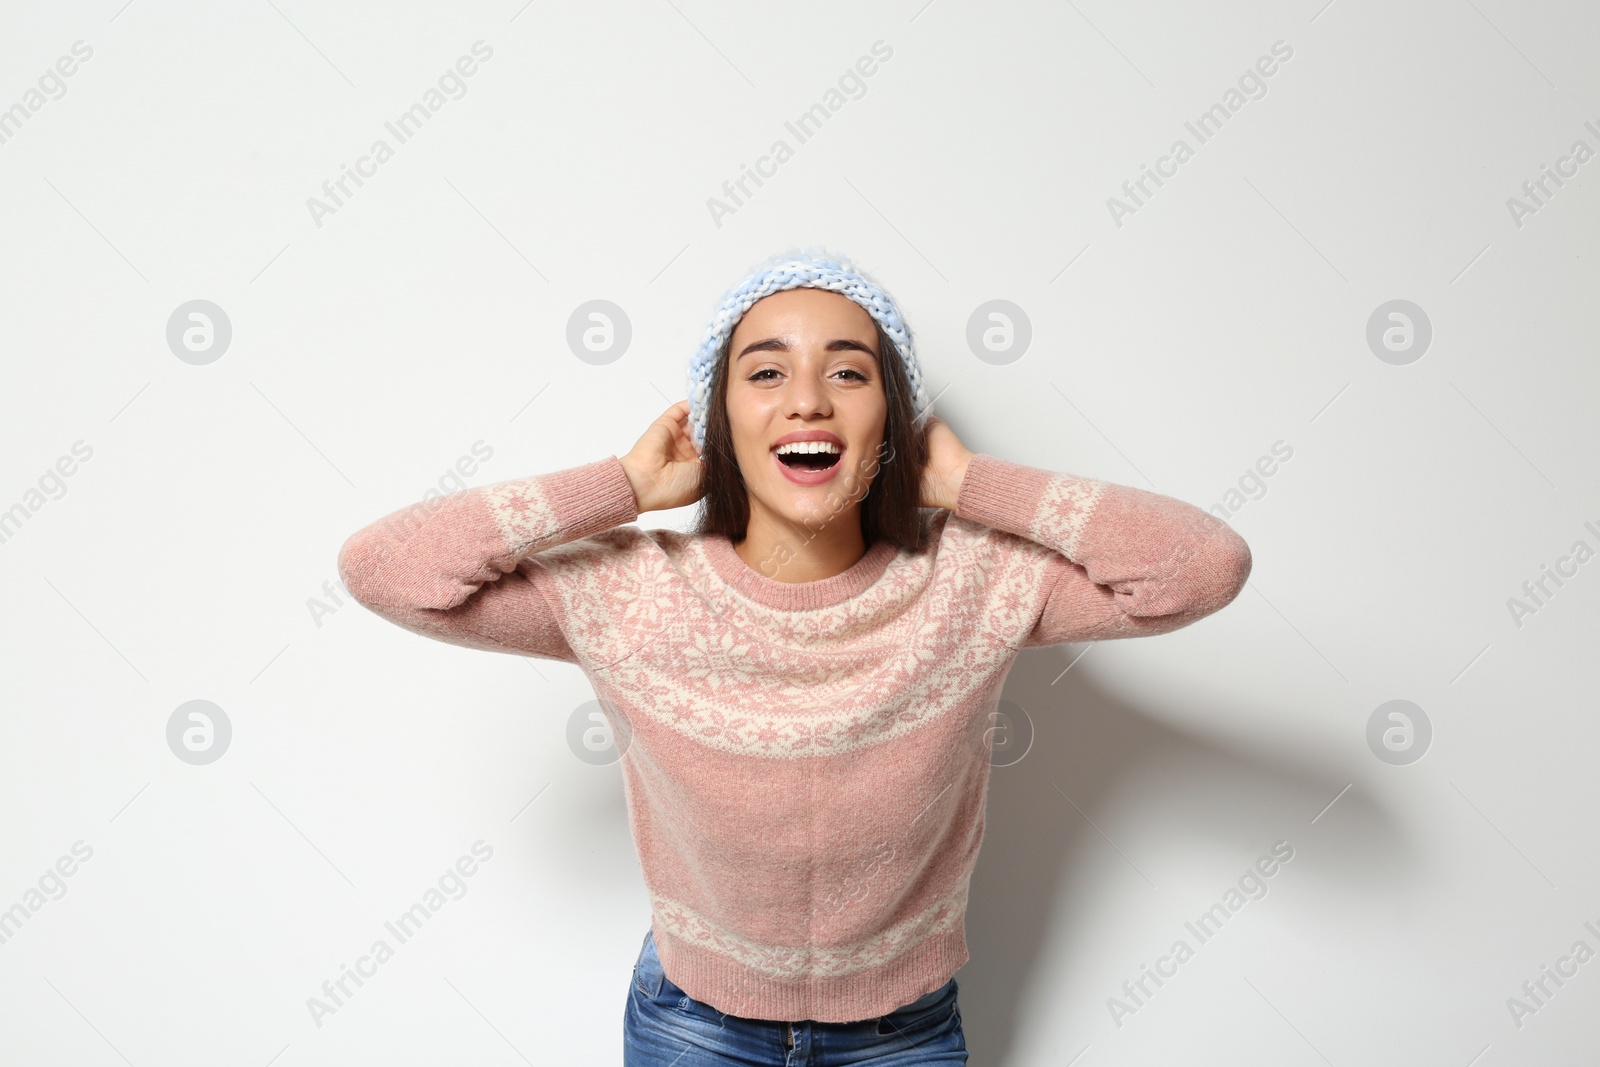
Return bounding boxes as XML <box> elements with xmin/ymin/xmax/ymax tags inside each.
<box><xmin>1</xmin><ymin>1</ymin><xmax>1597</xmax><ymax>1064</ymax></box>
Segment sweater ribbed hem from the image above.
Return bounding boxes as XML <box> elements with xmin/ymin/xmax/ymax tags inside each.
<box><xmin>954</xmin><ymin>452</ymin><xmax>1054</xmax><ymax>537</ymax></box>
<box><xmin>540</xmin><ymin>454</ymin><xmax>639</xmax><ymax>538</ymax></box>
<box><xmin>654</xmin><ymin>923</ymin><xmax>970</xmax><ymax>1024</ymax></box>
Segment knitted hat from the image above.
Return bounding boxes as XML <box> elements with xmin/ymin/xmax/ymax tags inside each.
<box><xmin>686</xmin><ymin>249</ymin><xmax>933</xmax><ymax>453</ymax></box>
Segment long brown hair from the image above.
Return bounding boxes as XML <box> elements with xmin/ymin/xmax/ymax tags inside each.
<box><xmin>689</xmin><ymin>320</ymin><xmax>930</xmax><ymax>555</ymax></box>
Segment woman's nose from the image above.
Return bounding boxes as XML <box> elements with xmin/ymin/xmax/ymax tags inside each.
<box><xmin>785</xmin><ymin>373</ymin><xmax>830</xmax><ymax>417</ymax></box>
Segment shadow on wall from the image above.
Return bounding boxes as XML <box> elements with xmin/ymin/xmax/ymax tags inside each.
<box><xmin>961</xmin><ymin>644</ymin><xmax>1413</xmax><ymax>1064</ymax></box>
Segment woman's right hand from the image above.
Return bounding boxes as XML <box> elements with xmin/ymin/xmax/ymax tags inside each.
<box><xmin>619</xmin><ymin>400</ymin><xmax>704</xmax><ymax>514</ymax></box>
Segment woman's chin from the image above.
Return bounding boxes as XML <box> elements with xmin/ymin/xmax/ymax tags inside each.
<box><xmin>754</xmin><ymin>487</ymin><xmax>862</xmax><ymax>531</ymax></box>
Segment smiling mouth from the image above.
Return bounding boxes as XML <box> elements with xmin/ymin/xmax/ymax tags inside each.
<box><xmin>775</xmin><ymin>449</ymin><xmax>843</xmax><ymax>472</ymax></box>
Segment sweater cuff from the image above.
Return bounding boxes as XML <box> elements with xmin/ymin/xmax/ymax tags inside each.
<box><xmin>538</xmin><ymin>454</ymin><xmax>640</xmax><ymax>540</ymax></box>
<box><xmin>953</xmin><ymin>453</ymin><xmax>1055</xmax><ymax>535</ymax></box>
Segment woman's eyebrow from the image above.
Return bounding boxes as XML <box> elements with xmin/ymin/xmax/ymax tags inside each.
<box><xmin>736</xmin><ymin>338</ymin><xmax>788</xmax><ymax>360</ymax></box>
<box><xmin>736</xmin><ymin>337</ymin><xmax>877</xmax><ymax>360</ymax></box>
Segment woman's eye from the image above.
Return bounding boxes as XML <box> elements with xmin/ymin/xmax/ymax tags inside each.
<box><xmin>746</xmin><ymin>368</ymin><xmax>868</xmax><ymax>382</ymax></box>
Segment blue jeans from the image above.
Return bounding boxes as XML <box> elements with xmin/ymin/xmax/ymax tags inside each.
<box><xmin>623</xmin><ymin>927</ymin><xmax>969</xmax><ymax>1065</ymax></box>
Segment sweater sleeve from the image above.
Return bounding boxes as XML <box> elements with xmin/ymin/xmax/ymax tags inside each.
<box><xmin>952</xmin><ymin>453</ymin><xmax>1251</xmax><ymax>645</ymax></box>
<box><xmin>336</xmin><ymin>455</ymin><xmax>640</xmax><ymax>662</ymax></box>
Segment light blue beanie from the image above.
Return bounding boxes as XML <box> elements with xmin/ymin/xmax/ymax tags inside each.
<box><xmin>686</xmin><ymin>249</ymin><xmax>933</xmax><ymax>453</ymax></box>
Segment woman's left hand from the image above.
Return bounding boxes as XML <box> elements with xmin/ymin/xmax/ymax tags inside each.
<box><xmin>918</xmin><ymin>416</ymin><xmax>975</xmax><ymax>511</ymax></box>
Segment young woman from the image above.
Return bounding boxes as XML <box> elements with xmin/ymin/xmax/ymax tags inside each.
<box><xmin>337</xmin><ymin>252</ymin><xmax>1252</xmax><ymax>1065</ymax></box>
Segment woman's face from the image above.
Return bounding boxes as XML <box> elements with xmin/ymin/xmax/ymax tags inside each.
<box><xmin>723</xmin><ymin>288</ymin><xmax>887</xmax><ymax>533</ymax></box>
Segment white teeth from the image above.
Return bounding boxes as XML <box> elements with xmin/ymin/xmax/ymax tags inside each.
<box><xmin>774</xmin><ymin>441</ymin><xmax>842</xmax><ymax>455</ymax></box>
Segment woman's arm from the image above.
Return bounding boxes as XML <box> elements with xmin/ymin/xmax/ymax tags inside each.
<box><xmin>951</xmin><ymin>453</ymin><xmax>1252</xmax><ymax>644</ymax></box>
<box><xmin>338</xmin><ymin>401</ymin><xmax>700</xmax><ymax>663</ymax></box>
<box><xmin>336</xmin><ymin>455</ymin><xmax>640</xmax><ymax>662</ymax></box>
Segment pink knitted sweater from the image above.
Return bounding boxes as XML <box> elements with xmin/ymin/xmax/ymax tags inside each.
<box><xmin>336</xmin><ymin>452</ymin><xmax>1251</xmax><ymax>1023</ymax></box>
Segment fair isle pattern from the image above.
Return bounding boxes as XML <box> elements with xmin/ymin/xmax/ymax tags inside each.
<box><xmin>649</xmin><ymin>880</ymin><xmax>970</xmax><ymax>980</ymax></box>
<box><xmin>598</xmin><ymin>607</ymin><xmax>1014</xmax><ymax>758</ymax></box>
<box><xmin>586</xmin><ymin>520</ymin><xmax>1022</xmax><ymax>758</ymax></box>
<box><xmin>664</xmin><ymin>516</ymin><xmax>945</xmax><ymax>651</ymax></box>
<box><xmin>950</xmin><ymin>515</ymin><xmax>1064</xmax><ymax>650</ymax></box>
<box><xmin>518</xmin><ymin>526</ymin><xmax>688</xmax><ymax>672</ymax></box>
<box><xmin>1030</xmin><ymin>474</ymin><xmax>1106</xmax><ymax>558</ymax></box>
<box><xmin>685</xmin><ymin>249</ymin><xmax>934</xmax><ymax>452</ymax></box>
<box><xmin>483</xmin><ymin>477</ymin><xmax>561</xmax><ymax>556</ymax></box>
